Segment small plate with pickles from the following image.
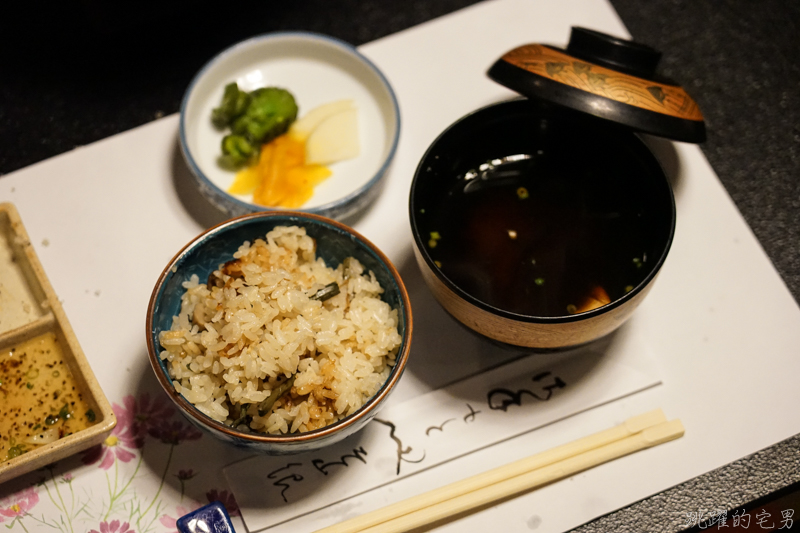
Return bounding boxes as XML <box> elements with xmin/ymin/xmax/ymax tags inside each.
<box><xmin>179</xmin><ymin>31</ymin><xmax>401</xmax><ymax>221</ymax></box>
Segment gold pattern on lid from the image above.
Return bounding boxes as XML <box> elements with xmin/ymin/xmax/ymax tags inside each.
<box><xmin>502</xmin><ymin>45</ymin><xmax>704</xmax><ymax>122</ymax></box>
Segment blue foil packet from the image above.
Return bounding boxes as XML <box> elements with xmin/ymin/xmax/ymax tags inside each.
<box><xmin>177</xmin><ymin>501</ymin><xmax>236</xmax><ymax>533</ymax></box>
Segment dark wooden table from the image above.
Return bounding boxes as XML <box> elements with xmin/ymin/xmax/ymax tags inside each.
<box><xmin>2</xmin><ymin>1</ymin><xmax>798</xmax><ymax>531</ymax></box>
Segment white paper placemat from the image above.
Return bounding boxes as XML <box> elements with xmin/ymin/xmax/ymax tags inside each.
<box><xmin>2</xmin><ymin>0</ymin><xmax>800</xmax><ymax>532</ymax></box>
<box><xmin>225</xmin><ymin>329</ymin><xmax>661</xmax><ymax>531</ymax></box>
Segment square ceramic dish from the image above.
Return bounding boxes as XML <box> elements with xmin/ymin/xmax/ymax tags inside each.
<box><xmin>0</xmin><ymin>203</ymin><xmax>116</xmax><ymax>484</ymax></box>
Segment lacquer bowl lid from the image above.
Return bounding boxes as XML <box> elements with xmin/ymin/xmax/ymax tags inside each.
<box><xmin>487</xmin><ymin>27</ymin><xmax>706</xmax><ymax>143</ymax></box>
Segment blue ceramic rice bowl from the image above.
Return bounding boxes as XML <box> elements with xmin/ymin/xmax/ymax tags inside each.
<box><xmin>146</xmin><ymin>212</ymin><xmax>412</xmax><ymax>454</ymax></box>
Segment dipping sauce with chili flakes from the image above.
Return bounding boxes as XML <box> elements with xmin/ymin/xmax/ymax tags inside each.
<box><xmin>0</xmin><ymin>332</ymin><xmax>97</xmax><ymax>461</ymax></box>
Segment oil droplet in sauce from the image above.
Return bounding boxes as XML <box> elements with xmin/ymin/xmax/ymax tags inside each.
<box><xmin>1</xmin><ymin>332</ymin><xmax>97</xmax><ymax>462</ymax></box>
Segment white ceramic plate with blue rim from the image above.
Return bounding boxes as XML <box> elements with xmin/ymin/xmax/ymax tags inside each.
<box><xmin>179</xmin><ymin>32</ymin><xmax>400</xmax><ymax>220</ymax></box>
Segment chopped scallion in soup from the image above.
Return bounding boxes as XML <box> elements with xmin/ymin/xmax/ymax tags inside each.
<box><xmin>418</xmin><ymin>150</ymin><xmax>659</xmax><ymax>317</ymax></box>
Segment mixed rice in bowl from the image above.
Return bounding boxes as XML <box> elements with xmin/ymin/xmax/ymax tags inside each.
<box><xmin>147</xmin><ymin>213</ymin><xmax>411</xmax><ymax>454</ymax></box>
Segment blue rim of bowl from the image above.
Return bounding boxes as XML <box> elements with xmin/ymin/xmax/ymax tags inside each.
<box><xmin>179</xmin><ymin>31</ymin><xmax>401</xmax><ymax>217</ymax></box>
<box><xmin>145</xmin><ymin>211</ymin><xmax>413</xmax><ymax>445</ymax></box>
<box><xmin>409</xmin><ymin>99</ymin><xmax>676</xmax><ymax>324</ymax></box>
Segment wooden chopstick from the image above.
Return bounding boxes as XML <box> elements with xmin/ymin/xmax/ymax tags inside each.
<box><xmin>316</xmin><ymin>409</ymin><xmax>671</xmax><ymax>533</ymax></box>
<box><xmin>359</xmin><ymin>419</ymin><xmax>684</xmax><ymax>533</ymax></box>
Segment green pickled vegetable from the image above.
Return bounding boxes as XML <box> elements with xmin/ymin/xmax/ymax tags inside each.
<box><xmin>221</xmin><ymin>134</ymin><xmax>258</xmax><ymax>166</ymax></box>
<box><xmin>212</xmin><ymin>83</ymin><xmax>298</xmax><ymax>168</ymax></box>
<box><xmin>211</xmin><ymin>83</ymin><xmax>252</xmax><ymax>128</ymax></box>
<box><xmin>231</xmin><ymin>87</ymin><xmax>297</xmax><ymax>142</ymax></box>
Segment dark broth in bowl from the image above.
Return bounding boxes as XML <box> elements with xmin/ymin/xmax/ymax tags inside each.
<box><xmin>411</xmin><ymin>100</ymin><xmax>674</xmax><ymax>318</ymax></box>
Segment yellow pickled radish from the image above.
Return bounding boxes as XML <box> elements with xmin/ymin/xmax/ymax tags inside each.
<box><xmin>280</xmin><ymin>165</ymin><xmax>333</xmax><ymax>208</ymax></box>
<box><xmin>228</xmin><ymin>164</ymin><xmax>261</xmax><ymax>194</ymax></box>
